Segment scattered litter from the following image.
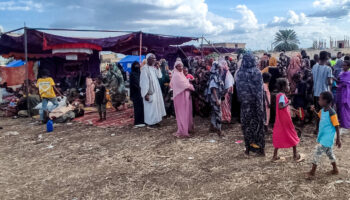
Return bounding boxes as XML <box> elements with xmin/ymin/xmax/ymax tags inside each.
<box><xmin>235</xmin><ymin>140</ymin><xmax>243</xmax><ymax>144</ymax></box>
<box><xmin>209</xmin><ymin>139</ymin><xmax>216</xmax><ymax>143</ymax></box>
<box><xmin>72</xmin><ymin>198</ymin><xmax>78</xmax><ymax>200</ymax></box>
<box><xmin>335</xmin><ymin>180</ymin><xmax>344</xmax><ymax>184</ymax></box>
<box><xmin>67</xmin><ymin>123</ymin><xmax>73</xmax><ymax>125</ymax></box>
<box><xmin>47</xmin><ymin>144</ymin><xmax>54</xmax><ymax>149</ymax></box>
<box><xmin>188</xmin><ymin>157</ymin><xmax>194</xmax><ymax>160</ymax></box>
<box><xmin>111</xmin><ymin>133</ymin><xmax>116</xmax><ymax>137</ymax></box>
<box><xmin>38</xmin><ymin>134</ymin><xmax>43</xmax><ymax>139</ymax></box>
<box><xmin>334</xmin><ymin>180</ymin><xmax>350</xmax><ymax>184</ymax></box>
<box><xmin>4</xmin><ymin>131</ymin><xmax>19</xmax><ymax>136</ymax></box>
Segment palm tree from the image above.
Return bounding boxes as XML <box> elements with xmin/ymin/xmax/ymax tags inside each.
<box><xmin>273</xmin><ymin>29</ymin><xmax>299</xmax><ymax>51</ymax></box>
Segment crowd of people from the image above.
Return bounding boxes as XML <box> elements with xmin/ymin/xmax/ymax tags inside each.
<box><xmin>128</xmin><ymin>50</ymin><xmax>350</xmax><ymax>178</ymax></box>
<box><xmin>0</xmin><ymin>62</ymin><xmax>128</xmax><ymax>123</ymax></box>
<box><xmin>1</xmin><ymin>49</ymin><xmax>350</xmax><ymax>179</ymax></box>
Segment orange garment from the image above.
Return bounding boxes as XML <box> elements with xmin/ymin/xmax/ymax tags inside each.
<box><xmin>269</xmin><ymin>57</ymin><xmax>277</xmax><ymax>67</ymax></box>
<box><xmin>106</xmin><ymin>89</ymin><xmax>113</xmax><ymax>109</ymax></box>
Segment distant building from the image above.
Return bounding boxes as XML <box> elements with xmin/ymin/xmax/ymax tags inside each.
<box><xmin>336</xmin><ymin>40</ymin><xmax>350</xmax><ymax>48</ymax></box>
<box><xmin>202</xmin><ymin>42</ymin><xmax>246</xmax><ymax>49</ymax></box>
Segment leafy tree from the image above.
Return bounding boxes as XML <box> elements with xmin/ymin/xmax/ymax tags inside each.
<box><xmin>273</xmin><ymin>29</ymin><xmax>299</xmax><ymax>51</ymax></box>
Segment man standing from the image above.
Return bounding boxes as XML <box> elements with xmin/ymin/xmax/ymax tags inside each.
<box><xmin>36</xmin><ymin>70</ymin><xmax>62</xmax><ymax>123</ymax></box>
<box><xmin>312</xmin><ymin>51</ymin><xmax>333</xmax><ymax>133</ymax></box>
<box><xmin>140</xmin><ymin>53</ymin><xmax>166</xmax><ymax>127</ymax></box>
<box><xmin>333</xmin><ymin>52</ymin><xmax>344</xmax><ymax>79</ymax></box>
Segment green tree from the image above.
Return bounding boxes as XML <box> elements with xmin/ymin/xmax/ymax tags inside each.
<box><xmin>273</xmin><ymin>29</ymin><xmax>299</xmax><ymax>51</ymax></box>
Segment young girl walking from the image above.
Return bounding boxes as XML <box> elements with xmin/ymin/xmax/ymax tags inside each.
<box><xmin>272</xmin><ymin>78</ymin><xmax>303</xmax><ymax>162</ymax></box>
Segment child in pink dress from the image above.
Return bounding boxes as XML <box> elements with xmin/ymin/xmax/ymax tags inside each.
<box><xmin>272</xmin><ymin>78</ymin><xmax>303</xmax><ymax>162</ymax></box>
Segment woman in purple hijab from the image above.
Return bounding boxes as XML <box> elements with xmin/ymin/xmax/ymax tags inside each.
<box><xmin>336</xmin><ymin>60</ymin><xmax>350</xmax><ymax>129</ymax></box>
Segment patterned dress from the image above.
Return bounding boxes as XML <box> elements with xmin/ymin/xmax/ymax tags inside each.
<box><xmin>236</xmin><ymin>53</ymin><xmax>265</xmax><ymax>153</ymax></box>
<box><xmin>206</xmin><ymin>63</ymin><xmax>225</xmax><ymax>131</ymax></box>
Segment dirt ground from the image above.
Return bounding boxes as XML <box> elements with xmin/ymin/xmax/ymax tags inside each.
<box><xmin>1</xmin><ymin>116</ymin><xmax>350</xmax><ymax>200</ymax></box>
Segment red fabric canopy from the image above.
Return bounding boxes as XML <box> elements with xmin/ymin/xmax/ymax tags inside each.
<box><xmin>0</xmin><ymin>61</ymin><xmax>35</xmax><ymax>86</ymax></box>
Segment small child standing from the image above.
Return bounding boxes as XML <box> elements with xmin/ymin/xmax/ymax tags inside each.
<box><xmin>307</xmin><ymin>91</ymin><xmax>341</xmax><ymax>178</ymax></box>
<box><xmin>272</xmin><ymin>78</ymin><xmax>303</xmax><ymax>162</ymax></box>
<box><xmin>262</xmin><ymin>72</ymin><xmax>271</xmax><ymax>132</ymax></box>
<box><xmin>94</xmin><ymin>78</ymin><xmax>107</xmax><ymax>122</ymax></box>
<box><xmin>292</xmin><ymin>73</ymin><xmax>307</xmax><ymax>126</ymax></box>
<box><xmin>183</xmin><ymin>67</ymin><xmax>194</xmax><ymax>82</ymax></box>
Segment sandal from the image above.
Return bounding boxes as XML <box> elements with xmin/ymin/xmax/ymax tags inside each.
<box><xmin>250</xmin><ymin>143</ymin><xmax>260</xmax><ymax>149</ymax></box>
<box><xmin>295</xmin><ymin>153</ymin><xmax>305</xmax><ymax>163</ymax></box>
<box><xmin>272</xmin><ymin>156</ymin><xmax>286</xmax><ymax>163</ymax></box>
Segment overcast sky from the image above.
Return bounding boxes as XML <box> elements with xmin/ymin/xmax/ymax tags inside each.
<box><xmin>0</xmin><ymin>0</ymin><xmax>349</xmax><ymax>50</ymax></box>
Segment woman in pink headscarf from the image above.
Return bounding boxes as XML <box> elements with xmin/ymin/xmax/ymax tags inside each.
<box><xmin>287</xmin><ymin>54</ymin><xmax>302</xmax><ymax>93</ymax></box>
<box><xmin>170</xmin><ymin>60</ymin><xmax>195</xmax><ymax>138</ymax></box>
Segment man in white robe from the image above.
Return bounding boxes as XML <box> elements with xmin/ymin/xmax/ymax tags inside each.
<box><xmin>140</xmin><ymin>53</ymin><xmax>166</xmax><ymax>126</ymax></box>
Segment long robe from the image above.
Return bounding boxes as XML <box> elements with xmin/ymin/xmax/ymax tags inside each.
<box><xmin>130</xmin><ymin>63</ymin><xmax>144</xmax><ymax>125</ymax></box>
<box><xmin>221</xmin><ymin>70</ymin><xmax>234</xmax><ymax>122</ymax></box>
<box><xmin>336</xmin><ymin>71</ymin><xmax>350</xmax><ymax>129</ymax></box>
<box><xmin>140</xmin><ymin>65</ymin><xmax>166</xmax><ymax>125</ymax></box>
<box><xmin>174</xmin><ymin>91</ymin><xmax>193</xmax><ymax>137</ymax></box>
<box><xmin>236</xmin><ymin>53</ymin><xmax>265</xmax><ymax>152</ymax></box>
<box><xmin>287</xmin><ymin>56</ymin><xmax>302</xmax><ymax>94</ymax></box>
<box><xmin>85</xmin><ymin>78</ymin><xmax>95</xmax><ymax>106</ymax></box>
<box><xmin>171</xmin><ymin>64</ymin><xmax>195</xmax><ymax>137</ymax></box>
<box><xmin>263</xmin><ymin>83</ymin><xmax>271</xmax><ymax>126</ymax></box>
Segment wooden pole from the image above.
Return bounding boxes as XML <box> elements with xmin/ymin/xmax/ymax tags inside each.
<box><xmin>24</xmin><ymin>24</ymin><xmax>30</xmax><ymax>117</ymax></box>
<box><xmin>139</xmin><ymin>31</ymin><xmax>142</xmax><ymax>63</ymax></box>
<box><xmin>201</xmin><ymin>35</ymin><xmax>204</xmax><ymax>59</ymax></box>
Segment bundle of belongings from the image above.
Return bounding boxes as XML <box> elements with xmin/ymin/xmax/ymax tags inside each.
<box><xmin>34</xmin><ymin>96</ymin><xmax>85</xmax><ymax>123</ymax></box>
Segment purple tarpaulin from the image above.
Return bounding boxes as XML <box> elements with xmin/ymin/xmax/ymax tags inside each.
<box><xmin>0</xmin><ymin>29</ymin><xmax>196</xmax><ymax>55</ymax></box>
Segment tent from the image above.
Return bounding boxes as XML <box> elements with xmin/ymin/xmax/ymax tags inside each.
<box><xmin>0</xmin><ymin>61</ymin><xmax>35</xmax><ymax>86</ymax></box>
<box><xmin>0</xmin><ymin>29</ymin><xmax>196</xmax><ymax>79</ymax></box>
<box><xmin>6</xmin><ymin>60</ymin><xmax>25</xmax><ymax>67</ymax></box>
<box><xmin>0</xmin><ymin>29</ymin><xmax>196</xmax><ymax>57</ymax></box>
<box><xmin>119</xmin><ymin>55</ymin><xmax>145</xmax><ymax>73</ymax></box>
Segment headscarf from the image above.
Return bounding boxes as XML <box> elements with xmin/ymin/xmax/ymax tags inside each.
<box><xmin>170</xmin><ymin>61</ymin><xmax>192</xmax><ymax>98</ymax></box>
<box><xmin>146</xmin><ymin>53</ymin><xmax>155</xmax><ymax>59</ymax></box>
<box><xmin>130</xmin><ymin>61</ymin><xmax>141</xmax><ymax>100</ymax></box>
<box><xmin>219</xmin><ymin>58</ymin><xmax>234</xmax><ymax>90</ymax></box>
<box><xmin>235</xmin><ymin>53</ymin><xmax>263</xmax><ymax>103</ymax></box>
<box><xmin>287</xmin><ymin>55</ymin><xmax>302</xmax><ymax>93</ymax></box>
<box><xmin>141</xmin><ymin>53</ymin><xmax>155</xmax><ymax>69</ymax></box>
<box><xmin>269</xmin><ymin>57</ymin><xmax>277</xmax><ymax>67</ymax></box>
<box><xmin>206</xmin><ymin>61</ymin><xmax>225</xmax><ymax>101</ymax></box>
<box><xmin>259</xmin><ymin>55</ymin><xmax>269</xmax><ymax>70</ymax></box>
<box><xmin>288</xmin><ymin>56</ymin><xmax>302</xmax><ymax>70</ymax></box>
<box><xmin>160</xmin><ymin>59</ymin><xmax>170</xmax><ymax>80</ymax></box>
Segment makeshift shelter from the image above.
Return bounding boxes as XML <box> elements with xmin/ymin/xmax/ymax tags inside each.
<box><xmin>0</xmin><ymin>29</ymin><xmax>196</xmax><ymax>80</ymax></box>
<box><xmin>119</xmin><ymin>55</ymin><xmax>145</xmax><ymax>73</ymax></box>
<box><xmin>0</xmin><ymin>60</ymin><xmax>35</xmax><ymax>86</ymax></box>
